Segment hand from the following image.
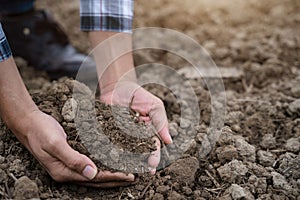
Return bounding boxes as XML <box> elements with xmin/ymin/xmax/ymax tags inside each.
<box><xmin>100</xmin><ymin>82</ymin><xmax>173</xmax><ymax>174</ymax></box>
<box><xmin>12</xmin><ymin>110</ymin><xmax>135</xmax><ymax>187</ymax></box>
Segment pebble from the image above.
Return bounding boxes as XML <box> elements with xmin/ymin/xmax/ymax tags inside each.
<box><xmin>257</xmin><ymin>150</ymin><xmax>276</xmax><ymax>167</ymax></box>
<box><xmin>13</xmin><ymin>176</ymin><xmax>39</xmax><ymax>199</ymax></box>
<box><xmin>229</xmin><ymin>184</ymin><xmax>246</xmax><ymax>200</ymax></box>
<box><xmin>285</xmin><ymin>137</ymin><xmax>300</xmax><ymax>153</ymax></box>
<box><xmin>61</xmin><ymin>98</ymin><xmax>78</xmax><ymax>121</ymax></box>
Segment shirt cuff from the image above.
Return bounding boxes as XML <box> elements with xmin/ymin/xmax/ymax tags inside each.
<box><xmin>80</xmin><ymin>0</ymin><xmax>134</xmax><ymax>33</ymax></box>
<box><xmin>0</xmin><ymin>24</ymin><xmax>12</xmax><ymax>62</ymax></box>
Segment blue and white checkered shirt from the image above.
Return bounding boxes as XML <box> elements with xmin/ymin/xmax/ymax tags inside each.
<box><xmin>0</xmin><ymin>0</ymin><xmax>134</xmax><ymax>62</ymax></box>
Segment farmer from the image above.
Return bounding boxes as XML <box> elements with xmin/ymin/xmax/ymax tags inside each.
<box><xmin>0</xmin><ymin>0</ymin><xmax>172</xmax><ymax>187</ymax></box>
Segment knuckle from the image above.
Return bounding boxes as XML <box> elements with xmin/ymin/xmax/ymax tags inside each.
<box><xmin>45</xmin><ymin>137</ymin><xmax>61</xmax><ymax>151</ymax></box>
<box><xmin>65</xmin><ymin>152</ymin><xmax>82</xmax><ymax>170</ymax></box>
<box><xmin>50</xmin><ymin>171</ymin><xmax>65</xmax><ymax>182</ymax></box>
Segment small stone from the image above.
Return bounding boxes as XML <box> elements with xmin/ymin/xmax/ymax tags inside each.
<box><xmin>217</xmin><ymin>160</ymin><xmax>248</xmax><ymax>183</ymax></box>
<box><xmin>287</xmin><ymin>99</ymin><xmax>300</xmax><ymax>116</ymax></box>
<box><xmin>61</xmin><ymin>98</ymin><xmax>78</xmax><ymax>121</ymax></box>
<box><xmin>260</xmin><ymin>134</ymin><xmax>277</xmax><ymax>149</ymax></box>
<box><xmin>229</xmin><ymin>184</ymin><xmax>246</xmax><ymax>200</ymax></box>
<box><xmin>234</xmin><ymin>137</ymin><xmax>256</xmax><ymax>162</ymax></box>
<box><xmin>14</xmin><ymin>176</ymin><xmax>39</xmax><ymax>199</ymax></box>
<box><xmin>285</xmin><ymin>137</ymin><xmax>300</xmax><ymax>153</ymax></box>
<box><xmin>257</xmin><ymin>150</ymin><xmax>276</xmax><ymax>167</ymax></box>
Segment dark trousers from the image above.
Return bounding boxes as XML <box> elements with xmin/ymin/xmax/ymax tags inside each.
<box><xmin>0</xmin><ymin>0</ymin><xmax>35</xmax><ymax>15</ymax></box>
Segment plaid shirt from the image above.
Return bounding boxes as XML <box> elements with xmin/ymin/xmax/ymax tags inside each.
<box><xmin>0</xmin><ymin>0</ymin><xmax>134</xmax><ymax>62</ymax></box>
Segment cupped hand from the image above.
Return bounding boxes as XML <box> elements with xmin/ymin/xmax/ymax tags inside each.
<box><xmin>12</xmin><ymin>110</ymin><xmax>135</xmax><ymax>187</ymax></box>
<box><xmin>100</xmin><ymin>82</ymin><xmax>173</xmax><ymax>174</ymax></box>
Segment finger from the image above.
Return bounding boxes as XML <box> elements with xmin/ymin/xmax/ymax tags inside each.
<box><xmin>139</xmin><ymin>116</ymin><xmax>151</xmax><ymax>123</ymax></box>
<box><xmin>45</xmin><ymin>139</ymin><xmax>97</xmax><ymax>180</ymax></box>
<box><xmin>158</xmin><ymin>123</ymin><xmax>173</xmax><ymax>145</ymax></box>
<box><xmin>149</xmin><ymin>101</ymin><xmax>173</xmax><ymax>144</ymax></box>
<box><xmin>43</xmin><ymin>156</ymin><xmax>90</xmax><ymax>182</ymax></box>
<box><xmin>77</xmin><ymin>181</ymin><xmax>133</xmax><ymax>188</ymax></box>
<box><xmin>148</xmin><ymin>137</ymin><xmax>161</xmax><ymax>175</ymax></box>
<box><xmin>92</xmin><ymin>170</ymin><xmax>135</xmax><ymax>183</ymax></box>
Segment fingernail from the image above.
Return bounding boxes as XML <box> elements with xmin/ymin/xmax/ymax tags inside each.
<box><xmin>127</xmin><ymin>173</ymin><xmax>135</xmax><ymax>181</ymax></box>
<box><xmin>150</xmin><ymin>169</ymin><xmax>156</xmax><ymax>175</ymax></box>
<box><xmin>167</xmin><ymin>132</ymin><xmax>173</xmax><ymax>144</ymax></box>
<box><xmin>82</xmin><ymin>165</ymin><xmax>97</xmax><ymax>180</ymax></box>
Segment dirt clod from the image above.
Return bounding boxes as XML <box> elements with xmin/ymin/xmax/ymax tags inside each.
<box><xmin>13</xmin><ymin>176</ymin><xmax>39</xmax><ymax>199</ymax></box>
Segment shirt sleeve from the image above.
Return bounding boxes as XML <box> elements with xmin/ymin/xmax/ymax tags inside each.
<box><xmin>80</xmin><ymin>0</ymin><xmax>134</xmax><ymax>33</ymax></box>
<box><xmin>0</xmin><ymin>23</ymin><xmax>12</xmax><ymax>62</ymax></box>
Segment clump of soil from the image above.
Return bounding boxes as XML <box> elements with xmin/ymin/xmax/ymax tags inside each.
<box><xmin>33</xmin><ymin>78</ymin><xmax>157</xmax><ymax>173</ymax></box>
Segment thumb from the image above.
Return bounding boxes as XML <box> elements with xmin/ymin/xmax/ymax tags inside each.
<box><xmin>49</xmin><ymin>140</ymin><xmax>98</xmax><ymax>180</ymax></box>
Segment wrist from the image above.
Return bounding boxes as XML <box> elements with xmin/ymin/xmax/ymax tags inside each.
<box><xmin>4</xmin><ymin>105</ymin><xmax>39</xmax><ymax>138</ymax></box>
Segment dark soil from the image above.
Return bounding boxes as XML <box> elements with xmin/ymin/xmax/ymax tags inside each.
<box><xmin>0</xmin><ymin>0</ymin><xmax>299</xmax><ymax>199</ymax></box>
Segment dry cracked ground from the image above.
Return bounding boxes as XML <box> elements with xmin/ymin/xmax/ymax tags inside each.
<box><xmin>0</xmin><ymin>0</ymin><xmax>299</xmax><ymax>199</ymax></box>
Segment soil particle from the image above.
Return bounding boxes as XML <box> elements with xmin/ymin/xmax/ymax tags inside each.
<box><xmin>217</xmin><ymin>160</ymin><xmax>248</xmax><ymax>183</ymax></box>
<box><xmin>275</xmin><ymin>153</ymin><xmax>300</xmax><ymax>180</ymax></box>
<box><xmin>257</xmin><ymin>150</ymin><xmax>276</xmax><ymax>167</ymax></box>
<box><xmin>260</xmin><ymin>134</ymin><xmax>277</xmax><ymax>149</ymax></box>
<box><xmin>247</xmin><ymin>175</ymin><xmax>267</xmax><ymax>194</ymax></box>
<box><xmin>165</xmin><ymin>156</ymin><xmax>199</xmax><ymax>185</ymax></box>
<box><xmin>0</xmin><ymin>169</ymin><xmax>7</xmax><ymax>184</ymax></box>
<box><xmin>234</xmin><ymin>137</ymin><xmax>256</xmax><ymax>162</ymax></box>
<box><xmin>271</xmin><ymin>171</ymin><xmax>293</xmax><ymax>192</ymax></box>
<box><xmin>152</xmin><ymin>193</ymin><xmax>164</xmax><ymax>200</ymax></box>
<box><xmin>13</xmin><ymin>176</ymin><xmax>39</xmax><ymax>199</ymax></box>
<box><xmin>284</xmin><ymin>137</ymin><xmax>300</xmax><ymax>153</ymax></box>
<box><xmin>287</xmin><ymin>99</ymin><xmax>300</xmax><ymax>116</ymax></box>
<box><xmin>216</xmin><ymin>145</ymin><xmax>238</xmax><ymax>163</ymax></box>
<box><xmin>156</xmin><ymin>185</ymin><xmax>170</xmax><ymax>194</ymax></box>
<box><xmin>167</xmin><ymin>191</ymin><xmax>185</xmax><ymax>200</ymax></box>
<box><xmin>229</xmin><ymin>184</ymin><xmax>246</xmax><ymax>200</ymax></box>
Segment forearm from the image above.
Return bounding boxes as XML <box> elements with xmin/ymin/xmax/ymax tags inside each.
<box><xmin>0</xmin><ymin>57</ymin><xmax>38</xmax><ymax>133</ymax></box>
<box><xmin>89</xmin><ymin>32</ymin><xmax>137</xmax><ymax>94</ymax></box>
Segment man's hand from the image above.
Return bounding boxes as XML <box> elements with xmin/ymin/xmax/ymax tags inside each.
<box><xmin>100</xmin><ymin>82</ymin><xmax>173</xmax><ymax>174</ymax></box>
<box><xmin>13</xmin><ymin>110</ymin><xmax>135</xmax><ymax>187</ymax></box>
